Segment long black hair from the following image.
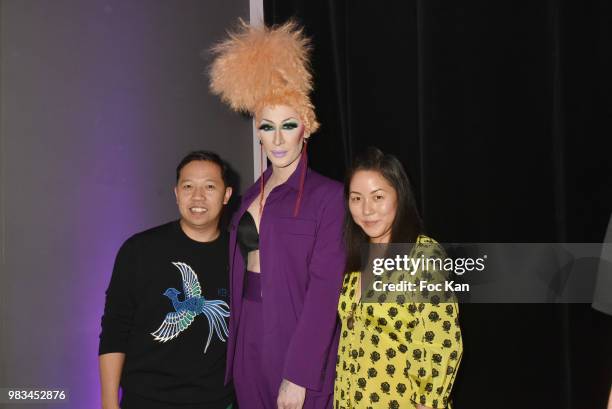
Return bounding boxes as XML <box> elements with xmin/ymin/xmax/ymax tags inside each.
<box><xmin>344</xmin><ymin>147</ymin><xmax>423</xmax><ymax>272</ymax></box>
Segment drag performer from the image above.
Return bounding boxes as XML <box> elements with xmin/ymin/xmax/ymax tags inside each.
<box><xmin>209</xmin><ymin>20</ymin><xmax>345</xmax><ymax>409</ymax></box>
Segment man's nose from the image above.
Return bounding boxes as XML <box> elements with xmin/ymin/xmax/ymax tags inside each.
<box><xmin>193</xmin><ymin>186</ymin><xmax>206</xmax><ymax>199</ymax></box>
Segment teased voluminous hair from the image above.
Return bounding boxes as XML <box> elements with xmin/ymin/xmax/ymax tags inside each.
<box><xmin>209</xmin><ymin>19</ymin><xmax>319</xmax><ymax>134</ymax></box>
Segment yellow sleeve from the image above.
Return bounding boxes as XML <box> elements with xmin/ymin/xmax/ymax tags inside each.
<box><xmin>406</xmin><ymin>301</ymin><xmax>462</xmax><ymax>408</ymax></box>
<box><xmin>406</xmin><ymin>237</ymin><xmax>463</xmax><ymax>409</ymax></box>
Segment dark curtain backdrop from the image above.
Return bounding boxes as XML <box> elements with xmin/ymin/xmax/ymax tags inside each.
<box><xmin>265</xmin><ymin>1</ymin><xmax>612</xmax><ymax>408</ymax></box>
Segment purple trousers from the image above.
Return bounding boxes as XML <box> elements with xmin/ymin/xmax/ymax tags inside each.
<box><xmin>232</xmin><ymin>272</ymin><xmax>332</xmax><ymax>409</ymax></box>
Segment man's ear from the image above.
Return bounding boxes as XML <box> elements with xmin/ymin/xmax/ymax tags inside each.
<box><xmin>223</xmin><ymin>186</ymin><xmax>233</xmax><ymax>205</ymax></box>
<box><xmin>173</xmin><ymin>186</ymin><xmax>178</xmax><ymax>203</ymax></box>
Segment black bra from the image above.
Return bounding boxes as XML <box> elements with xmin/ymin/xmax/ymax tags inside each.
<box><xmin>237</xmin><ymin>211</ymin><xmax>259</xmax><ymax>259</ymax></box>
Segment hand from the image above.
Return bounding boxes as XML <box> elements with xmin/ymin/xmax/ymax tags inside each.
<box><xmin>277</xmin><ymin>378</ymin><xmax>306</xmax><ymax>409</ymax></box>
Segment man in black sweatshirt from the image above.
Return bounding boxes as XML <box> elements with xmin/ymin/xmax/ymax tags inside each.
<box><xmin>99</xmin><ymin>151</ymin><xmax>235</xmax><ymax>409</ymax></box>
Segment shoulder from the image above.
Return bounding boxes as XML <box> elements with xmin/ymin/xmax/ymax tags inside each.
<box><xmin>416</xmin><ymin>234</ymin><xmax>438</xmax><ymax>244</ymax></box>
<box><xmin>305</xmin><ymin>169</ymin><xmax>343</xmax><ymax>199</ymax></box>
<box><xmin>122</xmin><ymin>221</ymin><xmax>176</xmax><ymax>251</ymax></box>
<box><xmin>415</xmin><ymin>234</ymin><xmax>445</xmax><ymax>257</ymax></box>
<box><xmin>342</xmin><ymin>271</ymin><xmax>360</xmax><ymax>286</ymax></box>
<box><xmin>131</xmin><ymin>220</ymin><xmax>175</xmax><ymax>240</ymax></box>
<box><xmin>303</xmin><ymin>171</ymin><xmax>344</xmax><ymax>221</ymax></box>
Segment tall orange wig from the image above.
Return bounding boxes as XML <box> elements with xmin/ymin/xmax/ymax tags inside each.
<box><xmin>209</xmin><ymin>19</ymin><xmax>319</xmax><ymax>134</ymax></box>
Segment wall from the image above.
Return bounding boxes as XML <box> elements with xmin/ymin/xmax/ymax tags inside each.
<box><xmin>0</xmin><ymin>1</ymin><xmax>251</xmax><ymax>407</ymax></box>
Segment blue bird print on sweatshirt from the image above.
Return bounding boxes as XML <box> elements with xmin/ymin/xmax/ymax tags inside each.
<box><xmin>151</xmin><ymin>262</ymin><xmax>230</xmax><ymax>353</ymax></box>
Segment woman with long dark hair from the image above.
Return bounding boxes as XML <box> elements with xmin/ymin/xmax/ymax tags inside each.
<box><xmin>335</xmin><ymin>147</ymin><xmax>462</xmax><ymax>409</ymax></box>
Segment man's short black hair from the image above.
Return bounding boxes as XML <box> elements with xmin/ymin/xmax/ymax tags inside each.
<box><xmin>176</xmin><ymin>151</ymin><xmax>230</xmax><ymax>187</ymax></box>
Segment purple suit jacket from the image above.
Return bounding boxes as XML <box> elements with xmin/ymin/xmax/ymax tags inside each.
<box><xmin>225</xmin><ymin>156</ymin><xmax>345</xmax><ymax>394</ymax></box>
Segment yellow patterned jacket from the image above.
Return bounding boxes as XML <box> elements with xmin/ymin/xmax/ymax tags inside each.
<box><xmin>334</xmin><ymin>235</ymin><xmax>463</xmax><ymax>409</ymax></box>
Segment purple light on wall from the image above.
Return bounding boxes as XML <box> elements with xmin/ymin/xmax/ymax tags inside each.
<box><xmin>2</xmin><ymin>2</ymin><xmax>250</xmax><ymax>408</ymax></box>
<box><xmin>60</xmin><ymin>4</ymin><xmax>181</xmax><ymax>407</ymax></box>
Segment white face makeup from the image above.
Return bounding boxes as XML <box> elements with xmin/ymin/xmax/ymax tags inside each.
<box><xmin>257</xmin><ymin>104</ymin><xmax>308</xmax><ymax>170</ymax></box>
<box><xmin>348</xmin><ymin>170</ymin><xmax>398</xmax><ymax>244</ymax></box>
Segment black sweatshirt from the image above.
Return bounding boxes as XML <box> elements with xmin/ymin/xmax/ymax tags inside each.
<box><xmin>99</xmin><ymin>221</ymin><xmax>234</xmax><ymax>408</ymax></box>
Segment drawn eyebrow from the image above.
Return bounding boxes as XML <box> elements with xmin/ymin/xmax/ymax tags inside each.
<box><xmin>282</xmin><ymin>117</ymin><xmax>299</xmax><ymax>122</ymax></box>
<box><xmin>260</xmin><ymin>117</ymin><xmax>299</xmax><ymax>124</ymax></box>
